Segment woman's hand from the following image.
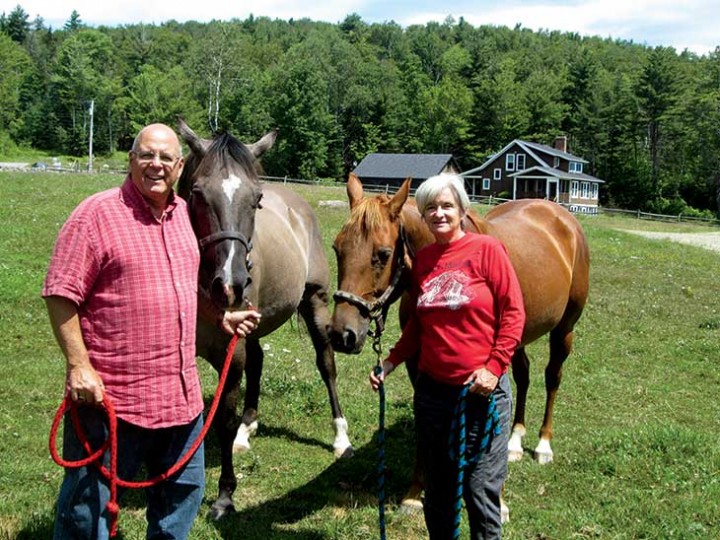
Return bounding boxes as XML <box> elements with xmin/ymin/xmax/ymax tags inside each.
<box><xmin>465</xmin><ymin>367</ymin><xmax>498</xmax><ymax>396</ymax></box>
<box><xmin>369</xmin><ymin>360</ymin><xmax>394</xmax><ymax>391</ymax></box>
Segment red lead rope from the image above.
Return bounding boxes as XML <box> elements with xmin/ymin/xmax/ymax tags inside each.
<box><xmin>49</xmin><ymin>334</ymin><xmax>239</xmax><ymax>537</ymax></box>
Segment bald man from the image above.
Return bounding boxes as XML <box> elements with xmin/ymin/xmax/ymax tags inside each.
<box><xmin>44</xmin><ymin>123</ymin><xmax>259</xmax><ymax>539</ymax></box>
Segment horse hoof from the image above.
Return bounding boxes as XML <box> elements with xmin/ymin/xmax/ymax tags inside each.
<box><xmin>501</xmin><ymin>502</ymin><xmax>510</xmax><ymax>523</ymax></box>
<box><xmin>399</xmin><ymin>498</ymin><xmax>423</xmax><ymax>515</ymax></box>
<box><xmin>334</xmin><ymin>445</ymin><xmax>354</xmax><ymax>459</ymax></box>
<box><xmin>232</xmin><ymin>421</ymin><xmax>259</xmax><ymax>453</ymax></box>
<box><xmin>507</xmin><ymin>449</ymin><xmax>524</xmax><ymax>462</ymax></box>
<box><xmin>535</xmin><ymin>451</ymin><xmax>554</xmax><ymax>465</ymax></box>
<box><xmin>533</xmin><ymin>439</ymin><xmax>554</xmax><ymax>464</ymax></box>
<box><xmin>210</xmin><ymin>500</ymin><xmax>236</xmax><ymax>521</ymax></box>
<box><xmin>232</xmin><ymin>442</ymin><xmax>250</xmax><ymax>454</ymax></box>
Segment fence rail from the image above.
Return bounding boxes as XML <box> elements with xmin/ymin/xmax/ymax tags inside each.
<box><xmin>3</xmin><ymin>166</ymin><xmax>718</xmax><ymax>226</ymax></box>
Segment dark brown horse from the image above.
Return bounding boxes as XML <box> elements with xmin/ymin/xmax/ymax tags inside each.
<box><xmin>329</xmin><ymin>173</ymin><xmax>589</xmax><ymax>515</ymax></box>
<box><xmin>177</xmin><ymin>121</ymin><xmax>352</xmax><ymax>519</ymax></box>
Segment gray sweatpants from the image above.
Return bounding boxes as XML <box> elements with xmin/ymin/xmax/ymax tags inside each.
<box><xmin>414</xmin><ymin>372</ymin><xmax>512</xmax><ymax>540</ymax></box>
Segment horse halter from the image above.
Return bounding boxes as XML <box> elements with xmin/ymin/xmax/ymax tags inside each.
<box><xmin>197</xmin><ymin>230</ymin><xmax>254</xmax><ymax>270</ymax></box>
<box><xmin>333</xmin><ymin>224</ymin><xmax>412</xmax><ymax>338</ymax></box>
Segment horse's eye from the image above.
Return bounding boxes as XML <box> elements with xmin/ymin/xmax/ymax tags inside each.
<box><xmin>373</xmin><ymin>247</ymin><xmax>393</xmax><ymax>267</ymax></box>
<box><xmin>255</xmin><ymin>193</ymin><xmax>263</xmax><ymax>210</ymax></box>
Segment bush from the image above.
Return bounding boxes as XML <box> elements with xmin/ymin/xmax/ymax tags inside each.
<box><xmin>0</xmin><ymin>130</ymin><xmax>19</xmax><ymax>156</ymax></box>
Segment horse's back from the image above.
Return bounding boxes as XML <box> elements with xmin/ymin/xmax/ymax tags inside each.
<box><xmin>249</xmin><ymin>183</ymin><xmax>330</xmax><ymax>334</ymax></box>
<box><xmin>484</xmin><ymin>199</ymin><xmax>589</xmax><ymax>344</ymax></box>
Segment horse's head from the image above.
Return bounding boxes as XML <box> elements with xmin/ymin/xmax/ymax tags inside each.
<box><xmin>178</xmin><ymin>119</ymin><xmax>277</xmax><ymax>310</ymax></box>
<box><xmin>329</xmin><ymin>173</ymin><xmax>412</xmax><ymax>354</ymax></box>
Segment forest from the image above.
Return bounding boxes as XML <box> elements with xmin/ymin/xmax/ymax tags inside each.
<box><xmin>1</xmin><ymin>6</ymin><xmax>719</xmax><ymax>215</ymax></box>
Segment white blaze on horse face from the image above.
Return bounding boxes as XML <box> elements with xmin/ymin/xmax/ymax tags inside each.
<box><xmin>222</xmin><ymin>173</ymin><xmax>242</xmax><ymax>203</ymax></box>
<box><xmin>223</xmin><ymin>243</ymin><xmax>236</xmax><ymax>289</ymax></box>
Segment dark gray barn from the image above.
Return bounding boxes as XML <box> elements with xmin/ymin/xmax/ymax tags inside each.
<box><xmin>352</xmin><ymin>153</ymin><xmax>460</xmax><ymax>190</ymax></box>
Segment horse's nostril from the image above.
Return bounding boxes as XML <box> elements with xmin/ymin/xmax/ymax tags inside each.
<box><xmin>343</xmin><ymin>328</ymin><xmax>357</xmax><ymax>349</ymax></box>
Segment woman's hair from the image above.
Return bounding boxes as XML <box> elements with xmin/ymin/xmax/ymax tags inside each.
<box><xmin>415</xmin><ymin>173</ymin><xmax>471</xmax><ymax>215</ymax></box>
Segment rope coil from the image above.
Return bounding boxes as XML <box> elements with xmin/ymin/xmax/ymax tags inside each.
<box><xmin>448</xmin><ymin>387</ymin><xmax>501</xmax><ymax>540</ymax></box>
<box><xmin>49</xmin><ymin>334</ymin><xmax>240</xmax><ymax>537</ymax></box>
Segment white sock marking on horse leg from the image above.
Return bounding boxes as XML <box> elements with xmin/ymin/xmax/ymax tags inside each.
<box><xmin>232</xmin><ymin>420</ymin><xmax>258</xmax><ymax>453</ymax></box>
<box><xmin>332</xmin><ymin>417</ymin><xmax>353</xmax><ymax>457</ymax></box>
<box><xmin>508</xmin><ymin>425</ymin><xmax>525</xmax><ymax>462</ymax></box>
<box><xmin>501</xmin><ymin>500</ymin><xmax>510</xmax><ymax>523</ymax></box>
<box><xmin>534</xmin><ymin>438</ymin><xmax>554</xmax><ymax>464</ymax></box>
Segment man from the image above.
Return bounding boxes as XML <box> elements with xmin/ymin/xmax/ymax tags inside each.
<box><xmin>44</xmin><ymin>123</ymin><xmax>260</xmax><ymax>539</ymax></box>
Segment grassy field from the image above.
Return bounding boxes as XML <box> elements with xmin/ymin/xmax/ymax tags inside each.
<box><xmin>1</xmin><ymin>172</ymin><xmax>719</xmax><ymax>540</ymax></box>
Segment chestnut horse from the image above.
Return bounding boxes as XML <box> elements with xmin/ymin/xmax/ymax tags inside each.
<box><xmin>329</xmin><ymin>173</ymin><xmax>589</xmax><ymax>514</ymax></box>
<box><xmin>177</xmin><ymin>121</ymin><xmax>352</xmax><ymax>519</ymax></box>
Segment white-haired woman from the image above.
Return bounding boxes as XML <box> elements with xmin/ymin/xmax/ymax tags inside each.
<box><xmin>370</xmin><ymin>173</ymin><xmax>525</xmax><ymax>539</ymax></box>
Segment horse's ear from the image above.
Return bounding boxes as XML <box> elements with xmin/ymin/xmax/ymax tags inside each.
<box><xmin>388</xmin><ymin>177</ymin><xmax>411</xmax><ymax>218</ymax></box>
<box><xmin>178</xmin><ymin>119</ymin><xmax>209</xmax><ymax>157</ymax></box>
<box><xmin>347</xmin><ymin>172</ymin><xmax>364</xmax><ymax>209</ymax></box>
<box><xmin>247</xmin><ymin>129</ymin><xmax>278</xmax><ymax>158</ymax></box>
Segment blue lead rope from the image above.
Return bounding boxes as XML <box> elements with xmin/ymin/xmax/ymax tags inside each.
<box><xmin>448</xmin><ymin>386</ymin><xmax>501</xmax><ymax>540</ymax></box>
<box><xmin>374</xmin><ymin>365</ymin><xmax>387</xmax><ymax>540</ymax></box>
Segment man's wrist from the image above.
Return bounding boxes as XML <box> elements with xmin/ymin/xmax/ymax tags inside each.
<box><xmin>215</xmin><ymin>311</ymin><xmax>226</xmax><ymax>330</ymax></box>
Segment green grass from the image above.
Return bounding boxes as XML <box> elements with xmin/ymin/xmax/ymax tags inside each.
<box><xmin>1</xmin><ymin>172</ymin><xmax>719</xmax><ymax>539</ymax></box>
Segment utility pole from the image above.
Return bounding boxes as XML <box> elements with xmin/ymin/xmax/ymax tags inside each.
<box><xmin>88</xmin><ymin>99</ymin><xmax>94</xmax><ymax>172</ymax></box>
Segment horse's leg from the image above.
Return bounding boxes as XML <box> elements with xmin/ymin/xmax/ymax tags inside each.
<box><xmin>399</xmin><ymin>355</ymin><xmax>423</xmax><ymax>513</ymax></box>
<box><xmin>500</xmin><ymin>482</ymin><xmax>509</xmax><ymax>523</ymax></box>
<box><xmin>534</xmin><ymin>328</ymin><xmax>572</xmax><ymax>464</ymax></box>
<box><xmin>234</xmin><ymin>338</ymin><xmax>262</xmax><ymax>453</ymax></box>
<box><xmin>508</xmin><ymin>347</ymin><xmax>529</xmax><ymax>462</ymax></box>
<box><xmin>299</xmin><ymin>288</ymin><xmax>353</xmax><ymax>458</ymax></box>
<box><xmin>210</xmin><ymin>343</ymin><xmax>246</xmax><ymax>520</ymax></box>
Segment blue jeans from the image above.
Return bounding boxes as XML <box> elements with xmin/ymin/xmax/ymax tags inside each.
<box><xmin>53</xmin><ymin>408</ymin><xmax>205</xmax><ymax>540</ymax></box>
<box><xmin>414</xmin><ymin>373</ymin><xmax>512</xmax><ymax>540</ymax></box>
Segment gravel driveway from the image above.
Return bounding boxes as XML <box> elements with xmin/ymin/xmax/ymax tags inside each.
<box><xmin>622</xmin><ymin>230</ymin><xmax>720</xmax><ymax>253</ymax></box>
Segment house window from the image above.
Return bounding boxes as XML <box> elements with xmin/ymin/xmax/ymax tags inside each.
<box><xmin>554</xmin><ymin>157</ymin><xmax>560</xmax><ymax>168</ymax></box>
<box><xmin>516</xmin><ymin>154</ymin><xmax>526</xmax><ymax>171</ymax></box>
<box><xmin>493</xmin><ymin>168</ymin><xmax>501</xmax><ymax>180</ymax></box>
<box><xmin>581</xmin><ymin>182</ymin><xmax>589</xmax><ymax>198</ymax></box>
<box><xmin>506</xmin><ymin>154</ymin><xmax>515</xmax><ymax>171</ymax></box>
<box><xmin>570</xmin><ymin>181</ymin><xmax>579</xmax><ymax>198</ymax></box>
<box><xmin>569</xmin><ymin>161</ymin><xmax>583</xmax><ymax>173</ymax></box>
<box><xmin>483</xmin><ymin>178</ymin><xmax>490</xmax><ymax>190</ymax></box>
<box><xmin>591</xmin><ymin>183</ymin><xmax>598</xmax><ymax>199</ymax></box>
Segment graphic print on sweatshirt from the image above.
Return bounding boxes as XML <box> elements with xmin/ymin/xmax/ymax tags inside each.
<box><xmin>417</xmin><ymin>270</ymin><xmax>475</xmax><ymax>310</ymax></box>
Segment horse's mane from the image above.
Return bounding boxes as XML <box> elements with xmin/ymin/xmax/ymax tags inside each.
<box><xmin>199</xmin><ymin>132</ymin><xmax>262</xmax><ymax>180</ymax></box>
<box><xmin>342</xmin><ymin>196</ymin><xmax>392</xmax><ymax>237</ymax></box>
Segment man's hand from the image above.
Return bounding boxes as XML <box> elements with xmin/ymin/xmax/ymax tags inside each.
<box><xmin>219</xmin><ymin>309</ymin><xmax>262</xmax><ymax>337</ymax></box>
<box><xmin>68</xmin><ymin>364</ymin><xmax>105</xmax><ymax>404</ymax></box>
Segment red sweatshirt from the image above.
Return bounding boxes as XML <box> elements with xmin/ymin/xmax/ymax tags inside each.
<box><xmin>387</xmin><ymin>232</ymin><xmax>525</xmax><ymax>385</ymax></box>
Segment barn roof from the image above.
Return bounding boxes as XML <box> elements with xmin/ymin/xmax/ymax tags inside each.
<box><xmin>353</xmin><ymin>153</ymin><xmax>456</xmax><ymax>180</ymax></box>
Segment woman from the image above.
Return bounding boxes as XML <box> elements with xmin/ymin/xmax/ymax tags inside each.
<box><xmin>370</xmin><ymin>173</ymin><xmax>525</xmax><ymax>539</ymax></box>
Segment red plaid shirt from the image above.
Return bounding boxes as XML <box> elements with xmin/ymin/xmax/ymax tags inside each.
<box><xmin>43</xmin><ymin>177</ymin><xmax>203</xmax><ymax>428</ymax></box>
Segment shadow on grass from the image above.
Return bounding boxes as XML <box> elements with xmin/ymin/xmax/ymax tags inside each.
<box><xmin>16</xmin><ymin>408</ymin><xmax>416</xmax><ymax>540</ymax></box>
<box><xmin>205</xmin><ymin>419</ymin><xmax>418</xmax><ymax>540</ymax></box>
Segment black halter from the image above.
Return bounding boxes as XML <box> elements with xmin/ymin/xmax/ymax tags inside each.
<box><xmin>332</xmin><ymin>225</ymin><xmax>412</xmax><ymax>335</ymax></box>
<box><xmin>197</xmin><ymin>230</ymin><xmax>253</xmax><ymax>253</ymax></box>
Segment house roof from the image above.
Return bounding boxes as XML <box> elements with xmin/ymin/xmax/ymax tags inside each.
<box><xmin>462</xmin><ymin>139</ymin><xmax>590</xmax><ymax>177</ymax></box>
<box><xmin>353</xmin><ymin>153</ymin><xmax>456</xmax><ymax>180</ymax></box>
<box><xmin>509</xmin><ymin>165</ymin><xmax>605</xmax><ymax>183</ymax></box>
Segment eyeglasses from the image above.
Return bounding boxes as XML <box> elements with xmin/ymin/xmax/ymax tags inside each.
<box><xmin>132</xmin><ymin>151</ymin><xmax>181</xmax><ymax>167</ymax></box>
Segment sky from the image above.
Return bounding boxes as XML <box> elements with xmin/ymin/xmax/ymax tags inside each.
<box><xmin>4</xmin><ymin>0</ymin><xmax>718</xmax><ymax>56</ymax></box>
